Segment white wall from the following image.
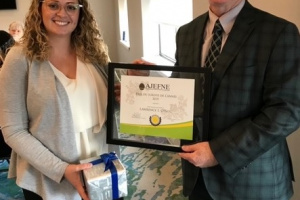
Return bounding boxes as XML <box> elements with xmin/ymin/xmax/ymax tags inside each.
<box><xmin>250</xmin><ymin>0</ymin><xmax>300</xmax><ymax>28</ymax></box>
<box><xmin>0</xmin><ymin>0</ymin><xmax>29</xmax><ymax>31</ymax></box>
<box><xmin>192</xmin><ymin>0</ymin><xmax>300</xmax><ymax>28</ymax></box>
<box><xmin>116</xmin><ymin>0</ymin><xmax>144</xmax><ymax>63</ymax></box>
<box><xmin>117</xmin><ymin>0</ymin><xmax>300</xmax><ymax>62</ymax></box>
<box><xmin>87</xmin><ymin>0</ymin><xmax>118</xmax><ymax>61</ymax></box>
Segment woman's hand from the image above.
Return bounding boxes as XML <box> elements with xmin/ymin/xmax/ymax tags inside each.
<box><xmin>114</xmin><ymin>83</ymin><xmax>121</xmax><ymax>103</ymax></box>
<box><xmin>132</xmin><ymin>59</ymin><xmax>155</xmax><ymax>65</ymax></box>
<box><xmin>127</xmin><ymin>59</ymin><xmax>154</xmax><ymax>76</ymax></box>
<box><xmin>64</xmin><ymin>163</ymin><xmax>93</xmax><ymax>200</ymax></box>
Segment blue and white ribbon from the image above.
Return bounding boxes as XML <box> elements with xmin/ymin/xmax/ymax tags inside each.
<box><xmin>90</xmin><ymin>152</ymin><xmax>119</xmax><ymax>199</ymax></box>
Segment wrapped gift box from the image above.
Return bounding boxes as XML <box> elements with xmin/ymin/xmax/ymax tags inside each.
<box><xmin>80</xmin><ymin>152</ymin><xmax>128</xmax><ymax>200</ymax></box>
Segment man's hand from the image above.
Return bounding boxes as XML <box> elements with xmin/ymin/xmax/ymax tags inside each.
<box><xmin>64</xmin><ymin>163</ymin><xmax>93</xmax><ymax>200</ymax></box>
<box><xmin>178</xmin><ymin>142</ymin><xmax>218</xmax><ymax>168</ymax></box>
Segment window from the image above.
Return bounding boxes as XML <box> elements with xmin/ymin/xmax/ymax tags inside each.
<box><xmin>141</xmin><ymin>0</ymin><xmax>192</xmax><ymax>65</ymax></box>
<box><xmin>118</xmin><ymin>0</ymin><xmax>130</xmax><ymax>48</ymax></box>
<box><xmin>159</xmin><ymin>23</ymin><xmax>178</xmax><ymax>62</ymax></box>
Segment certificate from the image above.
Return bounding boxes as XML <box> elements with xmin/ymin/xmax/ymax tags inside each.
<box><xmin>120</xmin><ymin>75</ymin><xmax>194</xmax><ymax>140</ymax></box>
<box><xmin>106</xmin><ymin>63</ymin><xmax>212</xmax><ymax>152</ymax></box>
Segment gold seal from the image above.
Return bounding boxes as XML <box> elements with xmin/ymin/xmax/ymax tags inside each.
<box><xmin>149</xmin><ymin>115</ymin><xmax>161</xmax><ymax>126</ymax></box>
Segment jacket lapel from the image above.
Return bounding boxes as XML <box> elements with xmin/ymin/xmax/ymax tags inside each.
<box><xmin>193</xmin><ymin>13</ymin><xmax>209</xmax><ymax>68</ymax></box>
<box><xmin>211</xmin><ymin>1</ymin><xmax>256</xmax><ymax>98</ymax></box>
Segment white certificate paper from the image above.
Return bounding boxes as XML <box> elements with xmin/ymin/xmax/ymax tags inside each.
<box><xmin>120</xmin><ymin>75</ymin><xmax>195</xmax><ymax>140</ymax></box>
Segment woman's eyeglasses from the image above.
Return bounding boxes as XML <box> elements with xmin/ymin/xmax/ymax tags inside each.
<box><xmin>40</xmin><ymin>1</ymin><xmax>83</xmax><ymax>14</ymax></box>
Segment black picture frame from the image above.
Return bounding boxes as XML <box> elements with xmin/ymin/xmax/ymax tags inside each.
<box><xmin>0</xmin><ymin>0</ymin><xmax>17</xmax><ymax>10</ymax></box>
<box><xmin>106</xmin><ymin>62</ymin><xmax>211</xmax><ymax>152</ymax></box>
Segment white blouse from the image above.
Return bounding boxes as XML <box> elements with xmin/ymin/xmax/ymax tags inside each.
<box><xmin>50</xmin><ymin>58</ymin><xmax>108</xmax><ymax>159</ymax></box>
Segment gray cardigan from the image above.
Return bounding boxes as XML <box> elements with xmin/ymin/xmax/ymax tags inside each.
<box><xmin>0</xmin><ymin>45</ymin><xmax>115</xmax><ymax>200</ymax></box>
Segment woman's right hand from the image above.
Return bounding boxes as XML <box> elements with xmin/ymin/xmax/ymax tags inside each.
<box><xmin>64</xmin><ymin>163</ymin><xmax>93</xmax><ymax>200</ymax></box>
<box><xmin>132</xmin><ymin>59</ymin><xmax>155</xmax><ymax>65</ymax></box>
<box><xmin>114</xmin><ymin>83</ymin><xmax>121</xmax><ymax>103</ymax></box>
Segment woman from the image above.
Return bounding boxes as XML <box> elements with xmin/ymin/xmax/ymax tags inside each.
<box><xmin>0</xmin><ymin>0</ymin><xmax>120</xmax><ymax>199</ymax></box>
<box><xmin>8</xmin><ymin>21</ymin><xmax>24</xmax><ymax>42</ymax></box>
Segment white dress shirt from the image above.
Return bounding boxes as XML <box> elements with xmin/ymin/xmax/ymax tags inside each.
<box><xmin>201</xmin><ymin>0</ymin><xmax>245</xmax><ymax>67</ymax></box>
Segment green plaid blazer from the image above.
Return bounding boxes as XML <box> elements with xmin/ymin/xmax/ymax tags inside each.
<box><xmin>175</xmin><ymin>1</ymin><xmax>300</xmax><ymax>199</ymax></box>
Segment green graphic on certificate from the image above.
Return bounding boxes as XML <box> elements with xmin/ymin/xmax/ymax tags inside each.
<box><xmin>120</xmin><ymin>75</ymin><xmax>195</xmax><ymax>140</ymax></box>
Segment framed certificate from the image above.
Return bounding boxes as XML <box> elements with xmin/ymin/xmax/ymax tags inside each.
<box><xmin>106</xmin><ymin>63</ymin><xmax>211</xmax><ymax>152</ymax></box>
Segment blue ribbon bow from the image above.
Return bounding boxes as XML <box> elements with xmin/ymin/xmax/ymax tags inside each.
<box><xmin>90</xmin><ymin>152</ymin><xmax>120</xmax><ymax>199</ymax></box>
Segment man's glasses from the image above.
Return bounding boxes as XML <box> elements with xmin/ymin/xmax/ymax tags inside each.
<box><xmin>40</xmin><ymin>1</ymin><xmax>83</xmax><ymax>14</ymax></box>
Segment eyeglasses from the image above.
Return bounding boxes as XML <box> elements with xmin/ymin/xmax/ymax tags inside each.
<box><xmin>40</xmin><ymin>1</ymin><xmax>83</xmax><ymax>14</ymax></box>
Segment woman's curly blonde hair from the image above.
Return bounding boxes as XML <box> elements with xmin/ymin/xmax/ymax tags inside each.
<box><xmin>22</xmin><ymin>0</ymin><xmax>109</xmax><ymax>66</ymax></box>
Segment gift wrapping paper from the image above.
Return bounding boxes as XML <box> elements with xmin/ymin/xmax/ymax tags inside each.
<box><xmin>80</xmin><ymin>153</ymin><xmax>128</xmax><ymax>200</ymax></box>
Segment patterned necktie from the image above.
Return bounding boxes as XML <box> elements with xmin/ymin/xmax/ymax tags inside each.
<box><xmin>204</xmin><ymin>19</ymin><xmax>223</xmax><ymax>70</ymax></box>
<box><xmin>200</xmin><ymin>20</ymin><xmax>223</xmax><ymax>115</ymax></box>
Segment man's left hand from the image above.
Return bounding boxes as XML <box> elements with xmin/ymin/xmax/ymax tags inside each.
<box><xmin>178</xmin><ymin>142</ymin><xmax>218</xmax><ymax>168</ymax></box>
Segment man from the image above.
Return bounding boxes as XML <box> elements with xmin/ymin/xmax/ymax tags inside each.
<box><xmin>0</xmin><ymin>30</ymin><xmax>15</xmax><ymax>68</ymax></box>
<box><xmin>177</xmin><ymin>0</ymin><xmax>300</xmax><ymax>199</ymax></box>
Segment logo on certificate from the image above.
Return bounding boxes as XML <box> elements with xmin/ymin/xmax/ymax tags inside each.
<box><xmin>149</xmin><ymin>115</ymin><xmax>161</xmax><ymax>126</ymax></box>
<box><xmin>139</xmin><ymin>83</ymin><xmax>145</xmax><ymax>90</ymax></box>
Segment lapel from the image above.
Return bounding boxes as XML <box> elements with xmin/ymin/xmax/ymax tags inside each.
<box><xmin>192</xmin><ymin>13</ymin><xmax>209</xmax><ymax>68</ymax></box>
<box><xmin>182</xmin><ymin>13</ymin><xmax>208</xmax><ymax>86</ymax></box>
<box><xmin>211</xmin><ymin>1</ymin><xmax>256</xmax><ymax>98</ymax></box>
